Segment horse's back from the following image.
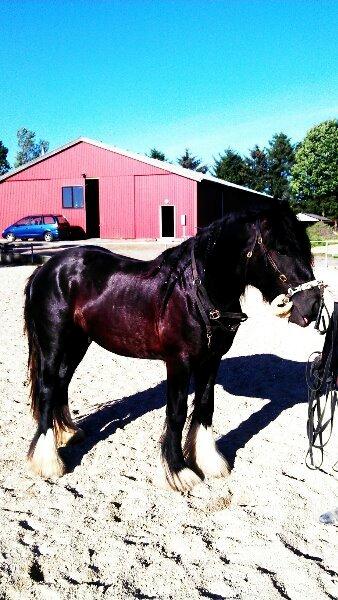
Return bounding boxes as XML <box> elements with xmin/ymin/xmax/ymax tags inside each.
<box><xmin>27</xmin><ymin>244</ymin><xmax>168</xmax><ymax>358</ymax></box>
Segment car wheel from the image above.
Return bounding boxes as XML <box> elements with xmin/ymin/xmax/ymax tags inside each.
<box><xmin>43</xmin><ymin>231</ymin><xmax>53</xmax><ymax>242</ymax></box>
<box><xmin>6</xmin><ymin>233</ymin><xmax>16</xmax><ymax>242</ymax></box>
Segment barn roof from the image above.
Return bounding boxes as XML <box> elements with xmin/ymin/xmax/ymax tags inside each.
<box><xmin>297</xmin><ymin>212</ymin><xmax>333</xmax><ymax>223</ymax></box>
<box><xmin>0</xmin><ymin>137</ymin><xmax>272</xmax><ymax>197</ymax></box>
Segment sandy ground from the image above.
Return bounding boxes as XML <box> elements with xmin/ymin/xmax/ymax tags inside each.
<box><xmin>0</xmin><ymin>247</ymin><xmax>337</xmax><ymax>600</ymax></box>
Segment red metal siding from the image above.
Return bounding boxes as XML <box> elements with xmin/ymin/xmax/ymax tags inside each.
<box><xmin>99</xmin><ymin>176</ymin><xmax>135</xmax><ymax>238</ymax></box>
<box><xmin>135</xmin><ymin>174</ymin><xmax>196</xmax><ymax>238</ymax></box>
<box><xmin>9</xmin><ymin>142</ymin><xmax>170</xmax><ymax>181</ymax></box>
<box><xmin>0</xmin><ymin>178</ymin><xmax>86</xmax><ymax>233</ymax></box>
<box><xmin>0</xmin><ymin>141</ymin><xmax>197</xmax><ymax>238</ymax></box>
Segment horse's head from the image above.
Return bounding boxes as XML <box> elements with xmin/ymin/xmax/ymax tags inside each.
<box><xmin>246</xmin><ymin>202</ymin><xmax>321</xmax><ymax>327</ymax></box>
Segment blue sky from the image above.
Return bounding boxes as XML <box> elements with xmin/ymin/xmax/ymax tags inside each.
<box><xmin>1</xmin><ymin>0</ymin><xmax>337</xmax><ymax>168</ymax></box>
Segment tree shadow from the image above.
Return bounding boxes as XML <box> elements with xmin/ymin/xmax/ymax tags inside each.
<box><xmin>61</xmin><ymin>353</ymin><xmax>308</xmax><ymax>473</ymax></box>
<box><xmin>216</xmin><ymin>354</ymin><xmax>308</xmax><ymax>467</ymax></box>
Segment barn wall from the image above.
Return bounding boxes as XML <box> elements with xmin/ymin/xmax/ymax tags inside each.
<box><xmin>99</xmin><ymin>176</ymin><xmax>135</xmax><ymax>239</ymax></box>
<box><xmin>0</xmin><ymin>141</ymin><xmax>173</xmax><ymax>236</ymax></box>
<box><xmin>0</xmin><ymin>141</ymin><xmax>268</xmax><ymax>240</ymax></box>
<box><xmin>197</xmin><ymin>181</ymin><xmax>269</xmax><ymax>229</ymax></box>
<box><xmin>0</xmin><ymin>178</ymin><xmax>86</xmax><ymax>233</ymax></box>
<box><xmin>135</xmin><ymin>174</ymin><xmax>196</xmax><ymax>238</ymax></box>
<box><xmin>6</xmin><ymin>142</ymin><xmax>170</xmax><ymax>181</ymax></box>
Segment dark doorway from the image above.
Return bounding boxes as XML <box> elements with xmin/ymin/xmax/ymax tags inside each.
<box><xmin>85</xmin><ymin>179</ymin><xmax>100</xmax><ymax>238</ymax></box>
<box><xmin>161</xmin><ymin>205</ymin><xmax>175</xmax><ymax>237</ymax></box>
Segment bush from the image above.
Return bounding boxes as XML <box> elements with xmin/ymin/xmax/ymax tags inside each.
<box><xmin>307</xmin><ymin>221</ymin><xmax>336</xmax><ymax>244</ymax></box>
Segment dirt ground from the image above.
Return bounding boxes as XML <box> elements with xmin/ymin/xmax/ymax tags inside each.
<box><xmin>0</xmin><ymin>246</ymin><xmax>337</xmax><ymax>600</ymax></box>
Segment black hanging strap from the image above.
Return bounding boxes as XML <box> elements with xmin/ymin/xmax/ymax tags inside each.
<box><xmin>306</xmin><ymin>301</ymin><xmax>338</xmax><ymax>469</ymax></box>
<box><xmin>190</xmin><ymin>242</ymin><xmax>248</xmax><ymax>347</ymax></box>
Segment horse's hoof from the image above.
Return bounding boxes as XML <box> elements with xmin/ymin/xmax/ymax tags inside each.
<box><xmin>171</xmin><ymin>467</ymin><xmax>203</xmax><ymax>492</ymax></box>
<box><xmin>154</xmin><ymin>464</ymin><xmax>202</xmax><ymax>492</ymax></box>
<box><xmin>28</xmin><ymin>429</ymin><xmax>66</xmax><ymax>479</ymax></box>
<box><xmin>184</xmin><ymin>423</ymin><xmax>231</xmax><ymax>480</ymax></box>
<box><xmin>197</xmin><ymin>453</ymin><xmax>230</xmax><ymax>479</ymax></box>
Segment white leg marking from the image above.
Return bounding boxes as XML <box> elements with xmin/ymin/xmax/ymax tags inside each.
<box><xmin>185</xmin><ymin>422</ymin><xmax>230</xmax><ymax>478</ymax></box>
<box><xmin>28</xmin><ymin>429</ymin><xmax>65</xmax><ymax>478</ymax></box>
<box><xmin>154</xmin><ymin>451</ymin><xmax>202</xmax><ymax>492</ymax></box>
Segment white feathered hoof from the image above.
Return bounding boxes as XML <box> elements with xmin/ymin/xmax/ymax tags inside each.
<box><xmin>168</xmin><ymin>467</ymin><xmax>203</xmax><ymax>492</ymax></box>
<box><xmin>155</xmin><ymin>456</ymin><xmax>202</xmax><ymax>492</ymax></box>
<box><xmin>27</xmin><ymin>429</ymin><xmax>66</xmax><ymax>479</ymax></box>
<box><xmin>184</xmin><ymin>423</ymin><xmax>230</xmax><ymax>479</ymax></box>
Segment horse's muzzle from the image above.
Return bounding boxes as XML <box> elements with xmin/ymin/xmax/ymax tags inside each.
<box><xmin>288</xmin><ymin>294</ymin><xmax>321</xmax><ymax>327</ymax></box>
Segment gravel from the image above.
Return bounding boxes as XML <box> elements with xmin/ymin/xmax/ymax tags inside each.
<box><xmin>0</xmin><ymin>252</ymin><xmax>337</xmax><ymax>600</ymax></box>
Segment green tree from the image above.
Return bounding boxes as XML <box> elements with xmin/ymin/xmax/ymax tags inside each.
<box><xmin>15</xmin><ymin>128</ymin><xmax>49</xmax><ymax>167</ymax></box>
<box><xmin>0</xmin><ymin>140</ymin><xmax>10</xmax><ymax>175</ymax></box>
<box><xmin>291</xmin><ymin>120</ymin><xmax>338</xmax><ymax>218</ymax></box>
<box><xmin>147</xmin><ymin>148</ymin><xmax>168</xmax><ymax>161</ymax></box>
<box><xmin>177</xmin><ymin>148</ymin><xmax>208</xmax><ymax>173</ymax></box>
<box><xmin>245</xmin><ymin>145</ymin><xmax>269</xmax><ymax>193</ymax></box>
<box><xmin>266</xmin><ymin>133</ymin><xmax>295</xmax><ymax>199</ymax></box>
<box><xmin>213</xmin><ymin>148</ymin><xmax>248</xmax><ymax>185</ymax></box>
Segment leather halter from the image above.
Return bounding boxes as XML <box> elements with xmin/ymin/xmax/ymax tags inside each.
<box><xmin>191</xmin><ymin>222</ymin><xmax>325</xmax><ymax>347</ymax></box>
<box><xmin>252</xmin><ymin>224</ymin><xmax>324</xmax><ymax>299</ymax></box>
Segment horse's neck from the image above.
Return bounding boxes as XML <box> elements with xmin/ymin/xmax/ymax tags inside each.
<box><xmin>197</xmin><ymin>230</ymin><xmax>245</xmax><ymax>309</ymax></box>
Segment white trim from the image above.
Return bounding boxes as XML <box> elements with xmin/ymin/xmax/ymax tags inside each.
<box><xmin>0</xmin><ymin>137</ymin><xmax>272</xmax><ymax>198</ymax></box>
<box><xmin>160</xmin><ymin>204</ymin><xmax>176</xmax><ymax>238</ymax></box>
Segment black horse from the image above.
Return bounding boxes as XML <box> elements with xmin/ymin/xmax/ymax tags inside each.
<box><xmin>24</xmin><ymin>198</ymin><xmax>321</xmax><ymax>491</ymax></box>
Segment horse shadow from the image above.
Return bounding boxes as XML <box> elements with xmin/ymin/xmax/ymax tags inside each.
<box><xmin>216</xmin><ymin>354</ymin><xmax>308</xmax><ymax>467</ymax></box>
<box><xmin>61</xmin><ymin>353</ymin><xmax>308</xmax><ymax>472</ymax></box>
<box><xmin>61</xmin><ymin>380</ymin><xmax>167</xmax><ymax>471</ymax></box>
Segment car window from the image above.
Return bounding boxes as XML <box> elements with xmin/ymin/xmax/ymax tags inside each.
<box><xmin>31</xmin><ymin>217</ymin><xmax>42</xmax><ymax>225</ymax></box>
<box><xmin>43</xmin><ymin>216</ymin><xmax>55</xmax><ymax>224</ymax></box>
<box><xmin>56</xmin><ymin>216</ymin><xmax>69</xmax><ymax>225</ymax></box>
<box><xmin>15</xmin><ymin>218</ymin><xmax>31</xmax><ymax>226</ymax></box>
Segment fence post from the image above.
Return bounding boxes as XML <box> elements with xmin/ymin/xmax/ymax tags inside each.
<box><xmin>325</xmin><ymin>241</ymin><xmax>328</xmax><ymax>268</ymax></box>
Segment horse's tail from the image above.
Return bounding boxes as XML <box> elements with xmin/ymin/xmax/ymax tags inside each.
<box><xmin>24</xmin><ymin>269</ymin><xmax>41</xmax><ymax>422</ymax></box>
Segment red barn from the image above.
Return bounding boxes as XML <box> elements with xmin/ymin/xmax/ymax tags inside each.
<box><xmin>0</xmin><ymin>138</ymin><xmax>270</xmax><ymax>239</ymax></box>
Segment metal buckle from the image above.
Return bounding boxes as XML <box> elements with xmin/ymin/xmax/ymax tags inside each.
<box><xmin>210</xmin><ymin>309</ymin><xmax>221</xmax><ymax>320</ymax></box>
<box><xmin>279</xmin><ymin>274</ymin><xmax>287</xmax><ymax>283</ymax></box>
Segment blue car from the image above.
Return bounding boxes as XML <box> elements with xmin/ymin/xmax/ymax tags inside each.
<box><xmin>2</xmin><ymin>214</ymin><xmax>71</xmax><ymax>242</ymax></box>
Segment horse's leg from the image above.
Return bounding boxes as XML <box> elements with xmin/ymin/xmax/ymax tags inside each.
<box><xmin>159</xmin><ymin>356</ymin><xmax>202</xmax><ymax>492</ymax></box>
<box><xmin>184</xmin><ymin>356</ymin><xmax>230</xmax><ymax>479</ymax></box>
<box><xmin>53</xmin><ymin>330</ymin><xmax>89</xmax><ymax>447</ymax></box>
<box><xmin>27</xmin><ymin>327</ymin><xmax>89</xmax><ymax>478</ymax></box>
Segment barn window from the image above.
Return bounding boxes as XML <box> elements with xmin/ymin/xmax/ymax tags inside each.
<box><xmin>62</xmin><ymin>186</ymin><xmax>84</xmax><ymax>208</ymax></box>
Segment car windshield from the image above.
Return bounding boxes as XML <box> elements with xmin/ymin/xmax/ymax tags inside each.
<box><xmin>15</xmin><ymin>218</ymin><xmax>31</xmax><ymax>226</ymax></box>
